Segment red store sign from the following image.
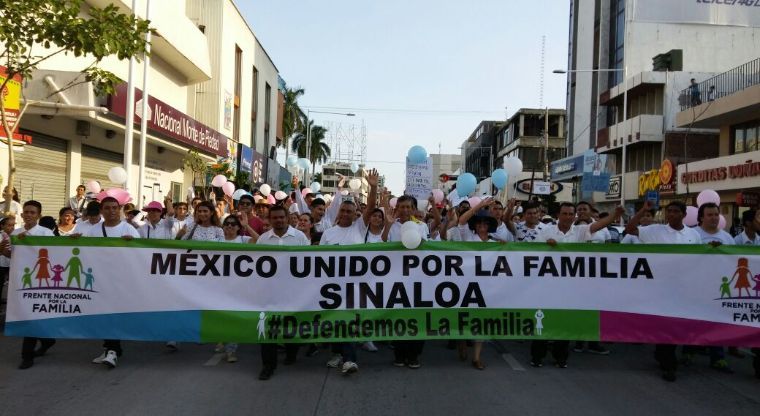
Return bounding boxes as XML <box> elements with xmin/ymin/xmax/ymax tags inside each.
<box><xmin>681</xmin><ymin>160</ymin><xmax>760</xmax><ymax>185</ymax></box>
<box><xmin>108</xmin><ymin>84</ymin><xmax>228</xmax><ymax>156</ymax></box>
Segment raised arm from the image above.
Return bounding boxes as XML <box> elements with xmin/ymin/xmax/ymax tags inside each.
<box><xmin>362</xmin><ymin>169</ymin><xmax>379</xmax><ymax>226</ymax></box>
<box><xmin>590</xmin><ymin>206</ymin><xmax>625</xmax><ymax>234</ymax></box>
<box><xmin>428</xmin><ymin>194</ymin><xmax>441</xmax><ymax>233</ymax></box>
<box><xmin>502</xmin><ymin>198</ymin><xmax>518</xmax><ymax>235</ymax></box>
<box><xmin>458</xmin><ymin>198</ymin><xmax>495</xmax><ymax>226</ymax></box>
<box><xmin>625</xmin><ymin>201</ymin><xmax>653</xmax><ymax>236</ymax></box>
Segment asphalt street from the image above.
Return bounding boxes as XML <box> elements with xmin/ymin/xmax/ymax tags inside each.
<box><xmin>0</xmin><ymin>315</ymin><xmax>758</xmax><ymax>416</ymax></box>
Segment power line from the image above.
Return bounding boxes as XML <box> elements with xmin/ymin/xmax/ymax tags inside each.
<box><xmin>303</xmin><ymin>105</ymin><xmax>504</xmax><ymax>115</ymax></box>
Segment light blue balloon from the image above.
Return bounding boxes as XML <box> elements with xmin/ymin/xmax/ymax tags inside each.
<box><xmin>286</xmin><ymin>155</ymin><xmax>298</xmax><ymax>168</ymax></box>
<box><xmin>298</xmin><ymin>158</ymin><xmax>311</xmax><ymax>170</ymax></box>
<box><xmin>456</xmin><ymin>173</ymin><xmax>477</xmax><ymax>197</ymax></box>
<box><xmin>407</xmin><ymin>145</ymin><xmax>428</xmax><ymax>164</ymax></box>
<box><xmin>491</xmin><ymin>168</ymin><xmax>508</xmax><ymax>190</ymax></box>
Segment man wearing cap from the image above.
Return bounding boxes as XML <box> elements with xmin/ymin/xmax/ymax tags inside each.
<box><xmin>138</xmin><ymin>198</ymin><xmax>175</xmax><ymax>241</ymax></box>
<box><xmin>237</xmin><ymin>194</ymin><xmax>265</xmax><ymax>237</ymax></box>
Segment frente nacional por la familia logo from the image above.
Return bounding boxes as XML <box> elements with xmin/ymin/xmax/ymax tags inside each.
<box><xmin>718</xmin><ymin>257</ymin><xmax>760</xmax><ymax>324</ymax></box>
<box><xmin>19</xmin><ymin>247</ymin><xmax>96</xmax><ymax>314</ymax></box>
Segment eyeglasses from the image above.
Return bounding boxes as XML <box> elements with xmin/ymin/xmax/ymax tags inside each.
<box><xmin>223</xmin><ymin>223</ymin><xmax>240</xmax><ymax>227</ymax></box>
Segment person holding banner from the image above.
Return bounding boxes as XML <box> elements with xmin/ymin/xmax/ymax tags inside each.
<box><xmin>138</xmin><ymin>200</ymin><xmax>175</xmax><ymax>240</ymax></box>
<box><xmin>384</xmin><ymin>195</ymin><xmax>429</xmax><ymax>369</ymax></box>
<box><xmin>626</xmin><ymin>200</ymin><xmax>701</xmax><ymax>382</ymax></box>
<box><xmin>4</xmin><ymin>200</ymin><xmax>56</xmax><ymax>370</ymax></box>
<box><xmin>81</xmin><ymin>196</ymin><xmax>140</xmax><ymax>368</ymax></box>
<box><xmin>531</xmin><ymin>202</ymin><xmax>624</xmax><ymax>369</ymax></box>
<box><xmin>73</xmin><ymin>201</ymin><xmax>103</xmax><ymax>236</ymax></box>
<box><xmin>176</xmin><ymin>201</ymin><xmax>224</xmax><ymax>242</ymax></box>
<box><xmin>319</xmin><ymin>169</ymin><xmax>379</xmax><ymax>375</ymax></box>
<box><xmin>456</xmin><ymin>197</ymin><xmax>501</xmax><ymax>370</ymax></box>
<box><xmin>255</xmin><ymin>205</ymin><xmax>310</xmax><ymax>381</ymax></box>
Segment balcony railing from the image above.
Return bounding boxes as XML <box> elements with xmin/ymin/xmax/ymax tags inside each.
<box><xmin>680</xmin><ymin>57</ymin><xmax>760</xmax><ymax>111</ymax></box>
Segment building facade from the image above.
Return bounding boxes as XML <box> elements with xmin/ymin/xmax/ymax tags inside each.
<box><xmin>429</xmin><ymin>153</ymin><xmax>462</xmax><ymax>194</ymax></box>
<box><xmin>564</xmin><ymin>0</ymin><xmax>760</xmax><ymax>210</ymax></box>
<box><xmin>2</xmin><ymin>0</ymin><xmax>283</xmax><ymax>215</ymax></box>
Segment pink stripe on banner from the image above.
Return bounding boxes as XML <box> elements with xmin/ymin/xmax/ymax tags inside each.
<box><xmin>600</xmin><ymin>311</ymin><xmax>760</xmax><ymax>347</ymax></box>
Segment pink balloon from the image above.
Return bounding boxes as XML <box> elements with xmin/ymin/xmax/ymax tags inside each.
<box><xmin>432</xmin><ymin>189</ymin><xmax>444</xmax><ymax>204</ymax></box>
<box><xmin>697</xmin><ymin>189</ymin><xmax>720</xmax><ymax>207</ymax></box>
<box><xmin>95</xmin><ymin>190</ymin><xmax>108</xmax><ymax>201</ymax></box>
<box><xmin>113</xmin><ymin>189</ymin><xmax>132</xmax><ymax>205</ymax></box>
<box><xmin>267</xmin><ymin>194</ymin><xmax>275</xmax><ymax>204</ymax></box>
<box><xmin>222</xmin><ymin>182</ymin><xmax>236</xmax><ymax>197</ymax></box>
<box><xmin>302</xmin><ymin>187</ymin><xmax>311</xmax><ymax>197</ymax></box>
<box><xmin>105</xmin><ymin>188</ymin><xmax>121</xmax><ymax>198</ymax></box>
<box><xmin>211</xmin><ymin>175</ymin><xmax>227</xmax><ymax>187</ymax></box>
<box><xmin>684</xmin><ymin>206</ymin><xmax>698</xmax><ymax>227</ymax></box>
<box><xmin>389</xmin><ymin>197</ymin><xmax>398</xmax><ymax>209</ymax></box>
<box><xmin>718</xmin><ymin>214</ymin><xmax>726</xmax><ymax>230</ymax></box>
<box><xmin>468</xmin><ymin>197</ymin><xmax>482</xmax><ymax>207</ymax></box>
<box><xmin>86</xmin><ymin>180</ymin><xmax>101</xmax><ymax>193</ymax></box>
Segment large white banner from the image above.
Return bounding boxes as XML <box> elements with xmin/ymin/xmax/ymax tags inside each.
<box><xmin>633</xmin><ymin>0</ymin><xmax>760</xmax><ymax>28</ymax></box>
<box><xmin>4</xmin><ymin>237</ymin><xmax>760</xmax><ymax>345</ymax></box>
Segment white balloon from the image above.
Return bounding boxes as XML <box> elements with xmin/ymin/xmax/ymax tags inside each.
<box><xmin>274</xmin><ymin>190</ymin><xmax>288</xmax><ymax>201</ymax></box>
<box><xmin>504</xmin><ymin>157</ymin><xmax>523</xmax><ymax>177</ymax></box>
<box><xmin>401</xmin><ymin>228</ymin><xmax>422</xmax><ymax>249</ymax></box>
<box><xmin>341</xmin><ymin>190</ymin><xmax>349</xmax><ymax>196</ymax></box>
<box><xmin>310</xmin><ymin>182</ymin><xmax>321</xmax><ymax>193</ymax></box>
<box><xmin>259</xmin><ymin>184</ymin><xmax>272</xmax><ymax>196</ymax></box>
<box><xmin>107</xmin><ymin>166</ymin><xmax>128</xmax><ymax>185</ymax></box>
<box><xmin>232</xmin><ymin>189</ymin><xmax>247</xmax><ymax>200</ymax></box>
<box><xmin>401</xmin><ymin>220</ymin><xmax>420</xmax><ymax>235</ymax></box>
<box><xmin>348</xmin><ymin>178</ymin><xmax>361</xmax><ymax>191</ymax></box>
<box><xmin>417</xmin><ymin>199</ymin><xmax>429</xmax><ymax>212</ymax></box>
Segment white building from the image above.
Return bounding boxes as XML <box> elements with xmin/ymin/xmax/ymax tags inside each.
<box><xmin>429</xmin><ymin>153</ymin><xmax>461</xmax><ymax>193</ymax></box>
<box><xmin>563</xmin><ymin>0</ymin><xmax>760</xmax><ymax>208</ymax></box>
<box><xmin>1</xmin><ymin>0</ymin><xmax>282</xmax><ymax>215</ymax></box>
<box><xmin>320</xmin><ymin>162</ymin><xmax>370</xmax><ymax>203</ymax></box>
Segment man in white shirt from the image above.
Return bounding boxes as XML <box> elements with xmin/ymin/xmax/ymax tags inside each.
<box><xmin>444</xmin><ymin>201</ymin><xmax>471</xmax><ymax>242</ymax></box>
<box><xmin>488</xmin><ymin>200</ymin><xmax>514</xmax><ymax>242</ymax></box>
<box><xmin>7</xmin><ymin>200</ymin><xmax>55</xmax><ymax>370</ymax></box>
<box><xmin>696</xmin><ymin>203</ymin><xmax>734</xmax><ymax>245</ymax></box>
<box><xmin>255</xmin><ymin>205</ymin><xmax>309</xmax><ymax>380</ymax></box>
<box><xmin>734</xmin><ymin>210</ymin><xmax>760</xmax><ymax>245</ymax></box>
<box><xmin>577</xmin><ymin>201</ymin><xmax>611</xmax><ymax>243</ymax></box>
<box><xmin>531</xmin><ymin>202</ymin><xmax>624</xmax><ymax>367</ymax></box>
<box><xmin>319</xmin><ymin>169</ymin><xmax>379</xmax><ymax>375</ymax></box>
<box><xmin>80</xmin><ymin>197</ymin><xmax>139</xmax><ymax>369</ymax></box>
<box><xmin>72</xmin><ymin>202</ymin><xmax>103</xmax><ymax>236</ymax></box>
<box><xmin>138</xmin><ymin>200</ymin><xmax>175</xmax><ymax>240</ymax></box>
<box><xmin>620</xmin><ymin>208</ymin><xmax>655</xmax><ymax>244</ymax></box>
<box><xmin>383</xmin><ymin>195</ymin><xmax>428</xmax><ymax>369</ymax></box>
<box><xmin>626</xmin><ymin>200</ymin><xmax>700</xmax><ymax>382</ymax></box>
<box><xmin>509</xmin><ymin>202</ymin><xmax>545</xmax><ymax>242</ymax></box>
<box><xmin>69</xmin><ymin>185</ymin><xmax>88</xmax><ymax>217</ymax></box>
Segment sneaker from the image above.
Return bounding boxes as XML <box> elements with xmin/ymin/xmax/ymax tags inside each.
<box><xmin>341</xmin><ymin>361</ymin><xmax>359</xmax><ymax>374</ymax></box>
<box><xmin>588</xmin><ymin>345</ymin><xmax>610</xmax><ymax>355</ymax></box>
<box><xmin>555</xmin><ymin>361</ymin><xmax>568</xmax><ymax>369</ymax></box>
<box><xmin>18</xmin><ymin>360</ymin><xmax>33</xmax><ymax>370</ymax></box>
<box><xmin>92</xmin><ymin>350</ymin><xmax>107</xmax><ymax>364</ymax></box>
<box><xmin>305</xmin><ymin>344</ymin><xmax>320</xmax><ymax>357</ymax></box>
<box><xmin>530</xmin><ymin>360</ymin><xmax>543</xmax><ymax>368</ymax></box>
<box><xmin>214</xmin><ymin>343</ymin><xmax>225</xmax><ymax>353</ymax></box>
<box><xmin>408</xmin><ymin>359</ymin><xmax>421</xmax><ymax>369</ymax></box>
<box><xmin>392</xmin><ymin>360</ymin><xmax>406</xmax><ymax>367</ymax></box>
<box><xmin>362</xmin><ymin>341</ymin><xmax>379</xmax><ymax>352</ymax></box>
<box><xmin>165</xmin><ymin>341</ymin><xmax>178</xmax><ymax>352</ymax></box>
<box><xmin>326</xmin><ymin>354</ymin><xmax>343</xmax><ymax>368</ymax></box>
<box><xmin>102</xmin><ymin>350</ymin><xmax>118</xmax><ymax>368</ymax></box>
<box><xmin>710</xmin><ymin>359</ymin><xmax>734</xmax><ymax>374</ymax></box>
<box><xmin>258</xmin><ymin>366</ymin><xmax>274</xmax><ymax>381</ymax></box>
<box><xmin>573</xmin><ymin>346</ymin><xmax>585</xmax><ymax>353</ymax></box>
<box><xmin>662</xmin><ymin>370</ymin><xmax>677</xmax><ymax>382</ymax></box>
<box><xmin>226</xmin><ymin>352</ymin><xmax>238</xmax><ymax>363</ymax></box>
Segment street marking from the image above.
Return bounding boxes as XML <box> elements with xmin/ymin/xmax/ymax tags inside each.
<box><xmin>501</xmin><ymin>353</ymin><xmax>525</xmax><ymax>371</ymax></box>
<box><xmin>204</xmin><ymin>353</ymin><xmax>225</xmax><ymax>366</ymax></box>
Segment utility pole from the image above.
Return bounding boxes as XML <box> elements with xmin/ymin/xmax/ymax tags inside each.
<box><xmin>543</xmin><ymin>107</ymin><xmax>549</xmax><ymax>180</ymax></box>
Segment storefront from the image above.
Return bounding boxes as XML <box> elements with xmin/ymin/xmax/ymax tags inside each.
<box><xmin>13</xmin><ymin>132</ymin><xmax>68</xmax><ymax>216</ymax></box>
<box><xmin>677</xmin><ymin>150</ymin><xmax>760</xmax><ymax>228</ymax></box>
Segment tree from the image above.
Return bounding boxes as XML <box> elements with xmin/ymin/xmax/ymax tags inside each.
<box><xmin>181</xmin><ymin>150</ymin><xmax>208</xmax><ymax>191</ymax></box>
<box><xmin>280</xmin><ymin>86</ymin><xmax>305</xmax><ymax>158</ymax></box>
<box><xmin>291</xmin><ymin>121</ymin><xmax>331</xmax><ymax>173</ymax></box>
<box><xmin>0</xmin><ymin>0</ymin><xmax>151</xmax><ymax>214</ymax></box>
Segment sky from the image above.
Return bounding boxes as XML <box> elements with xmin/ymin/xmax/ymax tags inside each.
<box><xmin>240</xmin><ymin>0</ymin><xmax>571</xmax><ymax>194</ymax></box>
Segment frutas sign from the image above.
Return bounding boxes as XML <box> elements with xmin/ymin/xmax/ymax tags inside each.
<box><xmin>681</xmin><ymin>160</ymin><xmax>760</xmax><ymax>185</ymax></box>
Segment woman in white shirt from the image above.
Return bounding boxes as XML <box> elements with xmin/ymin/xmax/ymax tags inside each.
<box><xmin>456</xmin><ymin>198</ymin><xmax>499</xmax><ymax>370</ymax></box>
<box><xmin>177</xmin><ymin>201</ymin><xmax>224</xmax><ymax>241</ymax></box>
<box><xmin>56</xmin><ymin>207</ymin><xmax>77</xmax><ymax>236</ymax></box>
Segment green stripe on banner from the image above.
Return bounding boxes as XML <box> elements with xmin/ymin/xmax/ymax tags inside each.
<box><xmin>12</xmin><ymin>236</ymin><xmax>760</xmax><ymax>255</ymax></box>
<box><xmin>199</xmin><ymin>309</ymin><xmax>599</xmax><ymax>343</ymax></box>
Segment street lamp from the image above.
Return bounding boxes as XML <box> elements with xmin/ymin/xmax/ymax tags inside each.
<box><xmin>304</xmin><ymin>109</ymin><xmax>355</xmax><ymax>184</ymax></box>
<box><xmin>554</xmin><ymin>67</ymin><xmax>627</xmax><ymax>211</ymax></box>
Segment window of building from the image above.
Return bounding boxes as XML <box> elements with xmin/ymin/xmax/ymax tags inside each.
<box><xmin>251</xmin><ymin>66</ymin><xmax>259</xmax><ymax>145</ymax></box>
<box><xmin>264</xmin><ymin>82</ymin><xmax>272</xmax><ymax>155</ymax></box>
<box><xmin>520</xmin><ymin>148</ymin><xmax>542</xmax><ymax>170</ymax></box>
<box><xmin>733</xmin><ymin>121</ymin><xmax>759</xmax><ymax>154</ymax></box>
<box><xmin>233</xmin><ymin>45</ymin><xmax>242</xmax><ymax>141</ymax></box>
<box><xmin>608</xmin><ymin>0</ymin><xmax>625</xmax><ymax>87</ymax></box>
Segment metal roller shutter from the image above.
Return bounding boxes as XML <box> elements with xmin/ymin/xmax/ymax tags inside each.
<box><xmin>14</xmin><ymin>133</ymin><xmax>69</xmax><ymax>217</ymax></box>
<box><xmin>81</xmin><ymin>145</ymin><xmax>123</xmax><ymax>190</ymax></box>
